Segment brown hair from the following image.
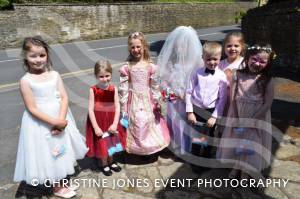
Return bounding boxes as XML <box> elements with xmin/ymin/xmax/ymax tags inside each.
<box><xmin>223</xmin><ymin>31</ymin><xmax>246</xmax><ymax>56</ymax></box>
<box><xmin>203</xmin><ymin>41</ymin><xmax>222</xmax><ymax>57</ymax></box>
<box><xmin>22</xmin><ymin>36</ymin><xmax>52</xmax><ymax>72</ymax></box>
<box><xmin>127</xmin><ymin>32</ymin><xmax>151</xmax><ymax>62</ymax></box>
<box><xmin>94</xmin><ymin>60</ymin><xmax>112</xmax><ymax>76</ymax></box>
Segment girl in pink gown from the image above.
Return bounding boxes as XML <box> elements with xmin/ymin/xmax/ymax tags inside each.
<box><xmin>217</xmin><ymin>44</ymin><xmax>276</xmax><ymax>179</ymax></box>
<box><xmin>119</xmin><ymin>32</ymin><xmax>170</xmax><ymax>155</ymax></box>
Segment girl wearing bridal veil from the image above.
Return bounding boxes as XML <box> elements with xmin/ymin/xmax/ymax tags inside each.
<box><xmin>156</xmin><ymin>26</ymin><xmax>204</xmax><ymax>154</ymax></box>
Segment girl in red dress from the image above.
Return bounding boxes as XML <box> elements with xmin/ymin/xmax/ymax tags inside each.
<box><xmin>86</xmin><ymin>60</ymin><xmax>126</xmax><ymax>176</ymax></box>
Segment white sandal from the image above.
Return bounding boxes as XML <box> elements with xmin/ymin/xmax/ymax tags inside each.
<box><xmin>68</xmin><ymin>183</ymin><xmax>80</xmax><ymax>191</ymax></box>
<box><xmin>53</xmin><ymin>187</ymin><xmax>76</xmax><ymax>198</ymax></box>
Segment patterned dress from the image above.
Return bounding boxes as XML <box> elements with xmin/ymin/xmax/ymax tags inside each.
<box><xmin>86</xmin><ymin>85</ymin><xmax>126</xmax><ymax>159</ymax></box>
<box><xmin>217</xmin><ymin>71</ymin><xmax>273</xmax><ymax>172</ymax></box>
<box><xmin>119</xmin><ymin>63</ymin><xmax>170</xmax><ymax>155</ymax></box>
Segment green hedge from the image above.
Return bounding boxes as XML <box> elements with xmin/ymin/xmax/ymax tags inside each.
<box><xmin>0</xmin><ymin>0</ymin><xmax>10</xmax><ymax>9</ymax></box>
<box><xmin>12</xmin><ymin>0</ymin><xmax>256</xmax><ymax>3</ymax></box>
<box><xmin>13</xmin><ymin>0</ymin><xmax>150</xmax><ymax>3</ymax></box>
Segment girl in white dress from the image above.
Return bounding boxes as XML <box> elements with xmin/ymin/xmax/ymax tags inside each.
<box><xmin>14</xmin><ymin>36</ymin><xmax>88</xmax><ymax>198</ymax></box>
<box><xmin>156</xmin><ymin>26</ymin><xmax>203</xmax><ymax>155</ymax></box>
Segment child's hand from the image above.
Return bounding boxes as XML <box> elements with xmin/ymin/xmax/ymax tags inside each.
<box><xmin>51</xmin><ymin>128</ymin><xmax>62</xmax><ymax>135</ymax></box>
<box><xmin>53</xmin><ymin>119</ymin><xmax>68</xmax><ymax>130</ymax></box>
<box><xmin>108</xmin><ymin>123</ymin><xmax>118</xmax><ymax>134</ymax></box>
<box><xmin>224</xmin><ymin>69</ymin><xmax>233</xmax><ymax>82</ymax></box>
<box><xmin>187</xmin><ymin>112</ymin><xmax>197</xmax><ymax>124</ymax></box>
<box><xmin>94</xmin><ymin>127</ymin><xmax>103</xmax><ymax>137</ymax></box>
<box><xmin>179</xmin><ymin>93</ymin><xmax>185</xmax><ymax>100</ymax></box>
<box><xmin>207</xmin><ymin>117</ymin><xmax>216</xmax><ymax>128</ymax></box>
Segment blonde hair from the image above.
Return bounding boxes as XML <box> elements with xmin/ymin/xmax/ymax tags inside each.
<box><xmin>223</xmin><ymin>31</ymin><xmax>246</xmax><ymax>56</ymax></box>
<box><xmin>94</xmin><ymin>60</ymin><xmax>112</xmax><ymax>76</ymax></box>
<box><xmin>127</xmin><ymin>32</ymin><xmax>151</xmax><ymax>62</ymax></box>
<box><xmin>203</xmin><ymin>41</ymin><xmax>222</xmax><ymax>57</ymax></box>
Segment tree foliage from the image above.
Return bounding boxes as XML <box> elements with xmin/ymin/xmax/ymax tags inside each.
<box><xmin>0</xmin><ymin>0</ymin><xmax>10</xmax><ymax>9</ymax></box>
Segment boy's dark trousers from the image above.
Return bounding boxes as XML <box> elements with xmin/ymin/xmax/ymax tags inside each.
<box><xmin>191</xmin><ymin>105</ymin><xmax>216</xmax><ymax>159</ymax></box>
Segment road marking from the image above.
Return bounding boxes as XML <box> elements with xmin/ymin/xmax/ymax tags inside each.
<box><xmin>0</xmin><ymin>58</ymin><xmax>20</xmax><ymax>63</ymax></box>
<box><xmin>87</xmin><ymin>44</ymin><xmax>127</xmax><ymax>51</ymax></box>
<box><xmin>0</xmin><ymin>63</ymin><xmax>123</xmax><ymax>92</ymax></box>
<box><xmin>87</xmin><ymin>32</ymin><xmax>222</xmax><ymax>51</ymax></box>
<box><xmin>61</xmin><ymin>68</ymin><xmax>93</xmax><ymax>78</ymax></box>
<box><xmin>0</xmin><ymin>82</ymin><xmax>19</xmax><ymax>90</ymax></box>
<box><xmin>198</xmin><ymin>32</ymin><xmax>222</xmax><ymax>37</ymax></box>
<box><xmin>0</xmin><ymin>32</ymin><xmax>223</xmax><ymax>63</ymax></box>
<box><xmin>0</xmin><ymin>32</ymin><xmax>224</xmax><ymax>89</ymax></box>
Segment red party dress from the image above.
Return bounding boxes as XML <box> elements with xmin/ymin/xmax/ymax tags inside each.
<box><xmin>86</xmin><ymin>85</ymin><xmax>126</xmax><ymax>159</ymax></box>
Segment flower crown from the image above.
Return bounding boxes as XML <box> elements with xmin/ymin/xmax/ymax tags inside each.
<box><xmin>247</xmin><ymin>45</ymin><xmax>272</xmax><ymax>53</ymax></box>
<box><xmin>129</xmin><ymin>32</ymin><xmax>141</xmax><ymax>38</ymax></box>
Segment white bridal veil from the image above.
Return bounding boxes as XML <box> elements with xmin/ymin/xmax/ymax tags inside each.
<box><xmin>156</xmin><ymin>26</ymin><xmax>203</xmax><ymax>95</ymax></box>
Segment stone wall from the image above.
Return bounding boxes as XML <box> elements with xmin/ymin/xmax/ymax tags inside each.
<box><xmin>0</xmin><ymin>2</ymin><xmax>256</xmax><ymax>49</ymax></box>
<box><xmin>242</xmin><ymin>1</ymin><xmax>300</xmax><ymax>68</ymax></box>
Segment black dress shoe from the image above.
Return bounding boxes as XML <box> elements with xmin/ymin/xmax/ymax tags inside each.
<box><xmin>110</xmin><ymin>163</ymin><xmax>122</xmax><ymax>172</ymax></box>
<box><xmin>102</xmin><ymin>167</ymin><xmax>113</xmax><ymax>176</ymax></box>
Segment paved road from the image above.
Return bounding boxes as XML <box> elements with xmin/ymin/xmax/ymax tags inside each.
<box><xmin>0</xmin><ymin>25</ymin><xmax>240</xmax><ymax>186</ymax></box>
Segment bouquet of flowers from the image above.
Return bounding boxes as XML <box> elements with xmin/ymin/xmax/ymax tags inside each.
<box><xmin>161</xmin><ymin>87</ymin><xmax>179</xmax><ymax>101</ymax></box>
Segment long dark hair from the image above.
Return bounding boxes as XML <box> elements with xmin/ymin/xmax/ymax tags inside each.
<box><xmin>22</xmin><ymin>36</ymin><xmax>52</xmax><ymax>72</ymax></box>
<box><xmin>239</xmin><ymin>43</ymin><xmax>275</xmax><ymax>93</ymax></box>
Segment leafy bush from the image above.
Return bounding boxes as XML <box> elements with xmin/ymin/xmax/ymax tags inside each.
<box><xmin>234</xmin><ymin>10</ymin><xmax>247</xmax><ymax>23</ymax></box>
<box><xmin>0</xmin><ymin>0</ymin><xmax>10</xmax><ymax>9</ymax></box>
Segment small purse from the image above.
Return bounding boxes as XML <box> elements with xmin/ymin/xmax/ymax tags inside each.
<box><xmin>235</xmin><ymin>139</ymin><xmax>255</xmax><ymax>156</ymax></box>
<box><xmin>233</xmin><ymin>127</ymin><xmax>245</xmax><ymax>134</ymax></box>
<box><xmin>101</xmin><ymin>131</ymin><xmax>124</xmax><ymax>156</ymax></box>
<box><xmin>45</xmin><ymin>133</ymin><xmax>66</xmax><ymax>158</ymax></box>
<box><xmin>191</xmin><ymin>121</ymin><xmax>210</xmax><ymax>148</ymax></box>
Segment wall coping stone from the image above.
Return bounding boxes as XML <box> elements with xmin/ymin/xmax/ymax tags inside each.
<box><xmin>13</xmin><ymin>2</ymin><xmax>256</xmax><ymax>6</ymax></box>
